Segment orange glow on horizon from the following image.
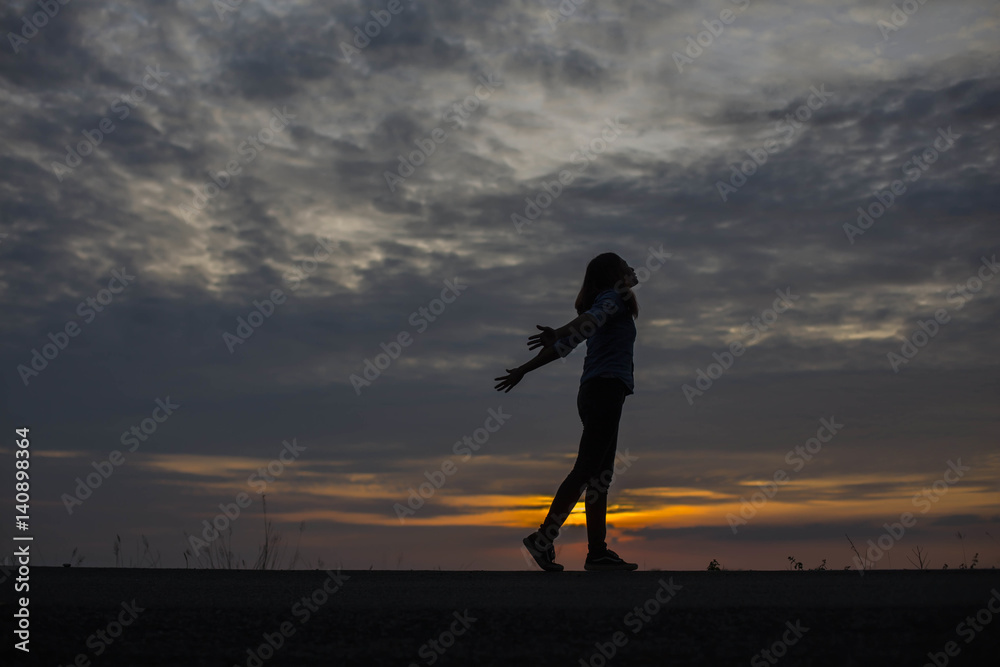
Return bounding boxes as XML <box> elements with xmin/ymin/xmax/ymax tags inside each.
<box><xmin>131</xmin><ymin>452</ymin><xmax>998</xmax><ymax>537</ymax></box>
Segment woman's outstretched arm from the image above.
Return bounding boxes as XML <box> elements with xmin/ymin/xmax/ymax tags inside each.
<box><xmin>498</xmin><ymin>309</ymin><xmax>605</xmax><ymax>392</ymax></box>
<box><xmin>528</xmin><ymin>313</ymin><xmax>601</xmax><ymax>351</ymax></box>
<box><xmin>494</xmin><ymin>344</ymin><xmax>561</xmax><ymax>393</ymax></box>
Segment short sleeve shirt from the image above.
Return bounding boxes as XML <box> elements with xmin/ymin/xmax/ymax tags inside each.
<box><xmin>554</xmin><ymin>288</ymin><xmax>636</xmax><ymax>395</ymax></box>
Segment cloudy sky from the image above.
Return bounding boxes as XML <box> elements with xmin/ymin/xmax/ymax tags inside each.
<box><xmin>1</xmin><ymin>0</ymin><xmax>998</xmax><ymax>572</ymax></box>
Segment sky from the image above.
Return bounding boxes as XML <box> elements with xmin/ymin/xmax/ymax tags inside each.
<box><xmin>1</xmin><ymin>0</ymin><xmax>998</xmax><ymax>572</ymax></box>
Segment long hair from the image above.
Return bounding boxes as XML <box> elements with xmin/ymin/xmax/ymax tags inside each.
<box><xmin>574</xmin><ymin>252</ymin><xmax>639</xmax><ymax>319</ymax></box>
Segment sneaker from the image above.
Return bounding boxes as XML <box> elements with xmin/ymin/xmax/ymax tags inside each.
<box><xmin>584</xmin><ymin>548</ymin><xmax>638</xmax><ymax>571</ymax></box>
<box><xmin>522</xmin><ymin>532</ymin><xmax>564</xmax><ymax>572</ymax></box>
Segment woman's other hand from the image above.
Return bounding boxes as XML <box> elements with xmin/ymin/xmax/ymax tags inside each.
<box><xmin>527</xmin><ymin>325</ymin><xmax>558</xmax><ymax>350</ymax></box>
<box><xmin>494</xmin><ymin>367</ymin><xmax>525</xmax><ymax>393</ymax></box>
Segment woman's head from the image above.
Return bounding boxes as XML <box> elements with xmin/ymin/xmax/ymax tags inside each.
<box><xmin>574</xmin><ymin>252</ymin><xmax>639</xmax><ymax>318</ymax></box>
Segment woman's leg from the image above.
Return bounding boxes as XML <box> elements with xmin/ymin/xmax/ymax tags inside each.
<box><xmin>584</xmin><ymin>404</ymin><xmax>623</xmax><ymax>553</ymax></box>
<box><xmin>536</xmin><ymin>378</ymin><xmax>626</xmax><ymax>547</ymax></box>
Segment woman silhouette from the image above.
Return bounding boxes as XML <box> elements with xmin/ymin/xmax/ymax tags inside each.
<box><xmin>494</xmin><ymin>253</ymin><xmax>639</xmax><ymax>571</ymax></box>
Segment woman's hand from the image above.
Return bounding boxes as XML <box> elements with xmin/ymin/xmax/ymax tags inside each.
<box><xmin>527</xmin><ymin>325</ymin><xmax>558</xmax><ymax>351</ymax></box>
<box><xmin>494</xmin><ymin>367</ymin><xmax>525</xmax><ymax>393</ymax></box>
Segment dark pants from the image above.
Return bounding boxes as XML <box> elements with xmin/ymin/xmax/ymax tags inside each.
<box><xmin>537</xmin><ymin>376</ymin><xmax>627</xmax><ymax>553</ymax></box>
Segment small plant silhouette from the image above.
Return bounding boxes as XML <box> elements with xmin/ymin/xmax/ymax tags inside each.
<box><xmin>845</xmin><ymin>533</ymin><xmax>871</xmax><ymax>572</ymax></box>
<box><xmin>62</xmin><ymin>547</ymin><xmax>85</xmax><ymax>567</ymax></box>
<box><xmin>907</xmin><ymin>546</ymin><xmax>930</xmax><ymax>570</ymax></box>
<box><xmin>180</xmin><ymin>495</ymin><xmax>310</xmax><ymax>570</ymax></box>
<box><xmin>955</xmin><ymin>532</ymin><xmax>978</xmax><ymax>569</ymax></box>
<box><xmin>707</xmin><ymin>558</ymin><xmax>721</xmax><ymax>571</ymax></box>
<box><xmin>113</xmin><ymin>534</ymin><xmax>161</xmax><ymax>568</ymax></box>
<box><xmin>787</xmin><ymin>556</ymin><xmax>826</xmax><ymax>571</ymax></box>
